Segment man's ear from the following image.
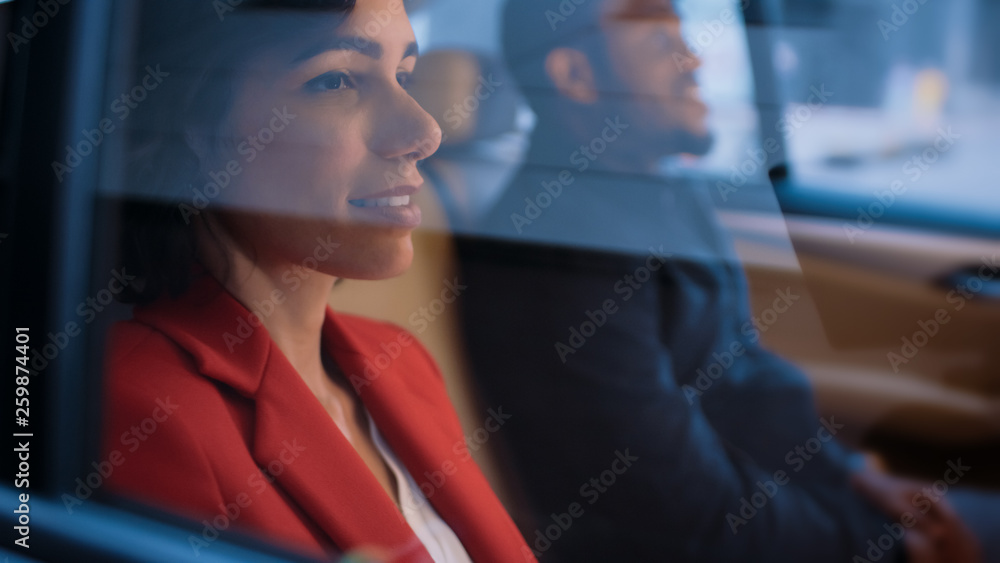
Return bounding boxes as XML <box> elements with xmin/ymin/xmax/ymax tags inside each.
<box><xmin>545</xmin><ymin>47</ymin><xmax>598</xmax><ymax>104</ymax></box>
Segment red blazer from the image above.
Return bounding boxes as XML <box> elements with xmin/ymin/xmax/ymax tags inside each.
<box><xmin>102</xmin><ymin>274</ymin><xmax>534</xmax><ymax>562</ymax></box>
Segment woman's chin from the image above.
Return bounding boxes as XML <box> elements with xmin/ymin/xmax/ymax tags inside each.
<box><xmin>338</xmin><ymin>245</ymin><xmax>414</xmax><ymax>282</ymax></box>
<box><xmin>373</xmin><ymin>258</ymin><xmax>414</xmax><ymax>281</ymax></box>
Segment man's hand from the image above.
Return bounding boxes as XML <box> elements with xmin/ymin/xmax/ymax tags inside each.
<box><xmin>852</xmin><ymin>468</ymin><xmax>981</xmax><ymax>563</ymax></box>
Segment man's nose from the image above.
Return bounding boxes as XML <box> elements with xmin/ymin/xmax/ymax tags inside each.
<box><xmin>675</xmin><ymin>40</ymin><xmax>702</xmax><ymax>72</ymax></box>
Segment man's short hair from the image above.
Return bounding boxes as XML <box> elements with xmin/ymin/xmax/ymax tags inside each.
<box><xmin>500</xmin><ymin>0</ymin><xmax>609</xmax><ymax>103</ymax></box>
<box><xmin>501</xmin><ymin>0</ymin><xmax>680</xmax><ymax>111</ymax></box>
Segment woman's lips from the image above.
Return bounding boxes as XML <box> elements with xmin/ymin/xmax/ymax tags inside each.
<box><xmin>347</xmin><ymin>186</ymin><xmax>422</xmax><ymax>228</ymax></box>
<box><xmin>349</xmin><ymin>195</ymin><xmax>412</xmax><ymax>208</ymax></box>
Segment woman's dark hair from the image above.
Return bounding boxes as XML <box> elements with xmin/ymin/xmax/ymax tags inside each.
<box><xmin>118</xmin><ymin>0</ymin><xmax>358</xmax><ymax>304</ymax></box>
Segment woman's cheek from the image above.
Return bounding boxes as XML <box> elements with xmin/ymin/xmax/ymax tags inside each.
<box><xmin>315</xmin><ymin>142</ymin><xmax>371</xmax><ymax>196</ymax></box>
<box><xmin>211</xmin><ymin>111</ymin><xmax>369</xmax><ymax>217</ymax></box>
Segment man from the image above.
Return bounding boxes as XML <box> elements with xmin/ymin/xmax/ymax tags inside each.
<box><xmin>454</xmin><ymin>0</ymin><xmax>983</xmax><ymax>561</ymax></box>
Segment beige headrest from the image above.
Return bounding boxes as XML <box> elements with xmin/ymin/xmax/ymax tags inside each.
<box><xmin>410</xmin><ymin>50</ymin><xmax>521</xmax><ymax>147</ymax></box>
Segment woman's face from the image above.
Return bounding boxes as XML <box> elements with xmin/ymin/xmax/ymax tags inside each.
<box><xmin>208</xmin><ymin>0</ymin><xmax>442</xmax><ymax>281</ymax></box>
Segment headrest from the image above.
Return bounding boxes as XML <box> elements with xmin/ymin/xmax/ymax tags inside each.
<box><xmin>410</xmin><ymin>50</ymin><xmax>523</xmax><ymax>148</ymax></box>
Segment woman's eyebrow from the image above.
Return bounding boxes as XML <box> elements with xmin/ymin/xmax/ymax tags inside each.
<box><xmin>292</xmin><ymin>39</ymin><xmax>419</xmax><ymax>65</ymax></box>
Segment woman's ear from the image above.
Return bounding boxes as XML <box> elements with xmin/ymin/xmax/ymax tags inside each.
<box><xmin>544</xmin><ymin>47</ymin><xmax>599</xmax><ymax>104</ymax></box>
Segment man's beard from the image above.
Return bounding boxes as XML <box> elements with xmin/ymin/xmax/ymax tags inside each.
<box><xmin>673</xmin><ymin>127</ymin><xmax>715</xmax><ymax>157</ymax></box>
<box><xmin>654</xmin><ymin>123</ymin><xmax>715</xmax><ymax>159</ymax></box>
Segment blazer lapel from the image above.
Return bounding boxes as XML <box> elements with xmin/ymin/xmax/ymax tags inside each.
<box><xmin>324</xmin><ymin>311</ymin><xmax>534</xmax><ymax>563</ymax></box>
<box><xmin>251</xmin><ymin>350</ymin><xmax>433</xmax><ymax>561</ymax></box>
<box><xmin>135</xmin><ymin>275</ymin><xmax>435</xmax><ymax>561</ymax></box>
<box><xmin>135</xmin><ymin>274</ymin><xmax>532</xmax><ymax>562</ymax></box>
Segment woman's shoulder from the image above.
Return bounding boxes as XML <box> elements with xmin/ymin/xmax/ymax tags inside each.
<box><xmin>103</xmin><ymin>318</ymin><xmax>233</xmax><ymax>412</ymax></box>
<box><xmin>100</xmin><ymin>318</ymin><xmax>242</xmax><ymax>524</ymax></box>
<box><xmin>101</xmin><ymin>315</ymin><xmax>256</xmax><ymax>485</ymax></box>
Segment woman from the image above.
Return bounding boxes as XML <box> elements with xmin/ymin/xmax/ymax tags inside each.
<box><xmin>101</xmin><ymin>1</ymin><xmax>533</xmax><ymax>561</ymax></box>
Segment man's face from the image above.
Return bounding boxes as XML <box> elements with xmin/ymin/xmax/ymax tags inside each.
<box><xmin>597</xmin><ymin>0</ymin><xmax>712</xmax><ymax>156</ymax></box>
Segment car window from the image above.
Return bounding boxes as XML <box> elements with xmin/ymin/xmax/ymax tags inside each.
<box><xmin>772</xmin><ymin>0</ymin><xmax>1000</xmax><ymax>235</ymax></box>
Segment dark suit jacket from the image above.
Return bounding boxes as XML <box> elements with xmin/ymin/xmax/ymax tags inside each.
<box><xmin>455</xmin><ymin>164</ymin><xmax>901</xmax><ymax>562</ymax></box>
<box><xmin>102</xmin><ymin>274</ymin><xmax>534</xmax><ymax>562</ymax></box>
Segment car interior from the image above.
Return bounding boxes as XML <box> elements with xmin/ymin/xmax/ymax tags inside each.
<box><xmin>2</xmin><ymin>0</ymin><xmax>998</xmax><ymax>560</ymax></box>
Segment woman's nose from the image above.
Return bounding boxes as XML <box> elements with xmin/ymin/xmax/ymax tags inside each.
<box><xmin>372</xmin><ymin>87</ymin><xmax>443</xmax><ymax>165</ymax></box>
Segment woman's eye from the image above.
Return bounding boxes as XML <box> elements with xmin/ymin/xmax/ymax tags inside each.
<box><xmin>397</xmin><ymin>72</ymin><xmax>413</xmax><ymax>91</ymax></box>
<box><xmin>305</xmin><ymin>71</ymin><xmax>353</xmax><ymax>93</ymax></box>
